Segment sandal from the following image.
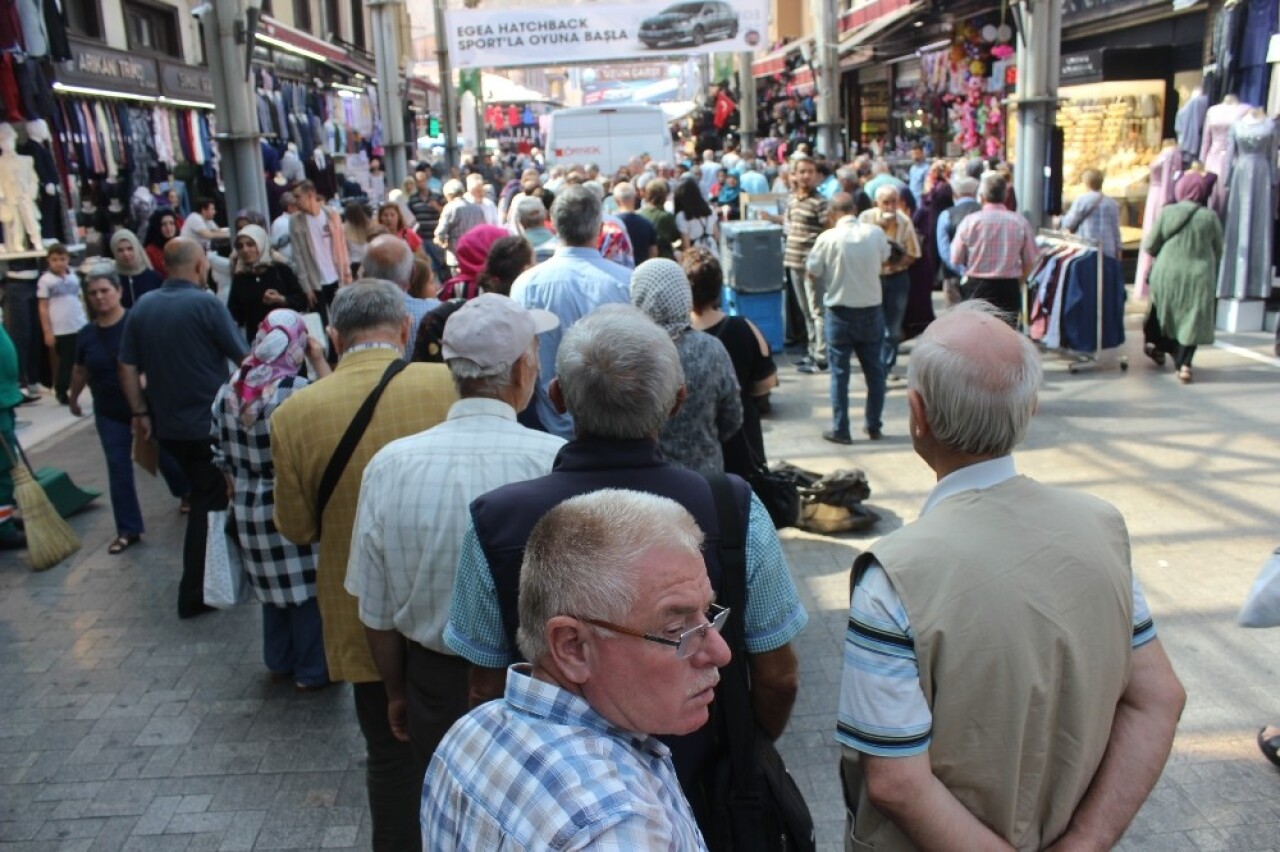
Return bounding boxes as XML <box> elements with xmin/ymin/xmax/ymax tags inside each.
<box><xmin>108</xmin><ymin>534</ymin><xmax>140</xmax><ymax>555</ymax></box>
<box><xmin>1143</xmin><ymin>343</ymin><xmax>1166</xmax><ymax>367</ymax></box>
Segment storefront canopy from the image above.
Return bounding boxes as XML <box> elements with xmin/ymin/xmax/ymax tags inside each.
<box><xmin>839</xmin><ymin>0</ymin><xmax>925</xmax><ymax>53</ymax></box>
<box><xmin>257</xmin><ymin>15</ymin><xmax>376</xmax><ymax>78</ymax></box>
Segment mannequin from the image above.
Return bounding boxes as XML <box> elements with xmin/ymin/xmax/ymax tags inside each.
<box><xmin>1136</xmin><ymin>140</ymin><xmax>1181</xmax><ymax>299</ymax></box>
<box><xmin>17</xmin><ymin>119</ymin><xmax>63</xmax><ymax>241</ymax></box>
<box><xmin>304</xmin><ymin>145</ymin><xmax>336</xmax><ymax>199</ymax></box>
<box><xmin>280</xmin><ymin>143</ymin><xmax>305</xmax><ymax>183</ymax></box>
<box><xmin>1217</xmin><ymin>105</ymin><xmax>1277</xmax><ymax>300</ymax></box>
<box><xmin>1200</xmin><ymin>95</ymin><xmax>1251</xmax><ymax>216</ymax></box>
<box><xmin>0</xmin><ymin>123</ymin><xmax>43</xmax><ymax>252</ymax></box>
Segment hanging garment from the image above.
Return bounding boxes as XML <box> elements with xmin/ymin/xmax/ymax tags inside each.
<box><xmin>1175</xmin><ymin>92</ymin><xmax>1209</xmax><ymax>161</ymax></box>
<box><xmin>153</xmin><ymin>107</ymin><xmax>174</xmax><ymax>165</ymax></box>
<box><xmin>0</xmin><ymin>54</ymin><xmax>21</xmax><ymax>121</ymax></box>
<box><xmin>0</xmin><ymin>0</ymin><xmax>23</xmax><ymax>49</ymax></box>
<box><xmin>1218</xmin><ymin>116</ymin><xmax>1278</xmax><ymax>299</ymax></box>
<box><xmin>1135</xmin><ymin>146</ymin><xmax>1181</xmax><ymax>299</ymax></box>
<box><xmin>16</xmin><ymin>0</ymin><xmax>45</xmax><ymax>56</ymax></box>
<box><xmin>1234</xmin><ymin>0</ymin><xmax>1275</xmax><ymax>106</ymax></box>
<box><xmin>1210</xmin><ymin>1</ymin><xmax>1246</xmax><ymax>102</ymax></box>
<box><xmin>1059</xmin><ymin>251</ymin><xmax>1126</xmax><ymax>352</ymax></box>
<box><xmin>1200</xmin><ymin>100</ymin><xmax>1251</xmax><ymax>216</ymax></box>
<box><xmin>41</xmin><ymin>0</ymin><xmax>68</xmax><ymax>60</ymax></box>
<box><xmin>16</xmin><ymin>135</ymin><xmax>62</xmax><ymax>240</ymax></box>
<box><xmin>93</xmin><ymin>102</ymin><xmax>117</xmax><ymax>179</ymax></box>
<box><xmin>261</xmin><ymin>139</ymin><xmax>280</xmax><ymax>175</ymax></box>
<box><xmin>280</xmin><ymin>149</ymin><xmax>305</xmax><ymax>182</ymax></box>
<box><xmin>256</xmin><ymin>93</ymin><xmax>274</xmax><ymax>138</ymax></box>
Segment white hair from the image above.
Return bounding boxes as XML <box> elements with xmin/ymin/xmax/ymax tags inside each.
<box><xmin>907</xmin><ymin>301</ymin><xmax>1041</xmax><ymax>457</ymax></box>
<box><xmin>874</xmin><ymin>184</ymin><xmax>899</xmax><ymax>202</ymax></box>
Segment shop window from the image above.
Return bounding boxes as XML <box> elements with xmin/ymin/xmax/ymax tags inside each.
<box><xmin>124</xmin><ymin>0</ymin><xmax>182</xmax><ymax>58</ymax></box>
<box><xmin>323</xmin><ymin>0</ymin><xmax>342</xmax><ymax>40</ymax></box>
<box><xmin>349</xmin><ymin>0</ymin><xmax>365</xmax><ymax>49</ymax></box>
<box><xmin>294</xmin><ymin>0</ymin><xmax>313</xmax><ymax>32</ymax></box>
<box><xmin>64</xmin><ymin>0</ymin><xmax>103</xmax><ymax>39</ymax></box>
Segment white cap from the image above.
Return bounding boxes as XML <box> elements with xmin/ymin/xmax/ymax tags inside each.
<box><xmin>441</xmin><ymin>293</ymin><xmax>558</xmax><ymax>375</ymax></box>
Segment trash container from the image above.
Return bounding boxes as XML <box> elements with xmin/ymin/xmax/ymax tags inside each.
<box><xmin>720</xmin><ymin>221</ymin><xmax>785</xmax><ymax>353</ymax></box>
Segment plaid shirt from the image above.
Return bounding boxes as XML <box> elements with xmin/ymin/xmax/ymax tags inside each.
<box><xmin>951</xmin><ymin>204</ymin><xmax>1038</xmax><ymax>280</ymax></box>
<box><xmin>1060</xmin><ymin>191</ymin><xmax>1122</xmax><ymax>259</ymax></box>
<box><xmin>783</xmin><ymin>190</ymin><xmax>828</xmax><ymax>269</ymax></box>
<box><xmin>421</xmin><ymin>665</ymin><xmax>708</xmax><ymax>851</ymax></box>
<box><xmin>212</xmin><ymin>376</ymin><xmax>318</xmax><ymax>607</ymax></box>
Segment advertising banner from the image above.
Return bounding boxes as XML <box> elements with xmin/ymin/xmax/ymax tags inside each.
<box><xmin>444</xmin><ymin>0</ymin><xmax>769</xmax><ymax>70</ymax></box>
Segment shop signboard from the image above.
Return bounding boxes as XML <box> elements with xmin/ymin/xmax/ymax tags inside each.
<box><xmin>59</xmin><ymin>39</ymin><xmax>160</xmax><ymax>96</ymax></box>
<box><xmin>1063</xmin><ymin>0</ymin><xmax>1166</xmax><ymax>25</ymax></box>
<box><xmin>1060</xmin><ymin>50</ymin><xmax>1103</xmax><ymax>83</ymax></box>
<box><xmin>160</xmin><ymin>61</ymin><xmax>214</xmax><ymax>102</ymax></box>
<box><xmin>444</xmin><ymin>0</ymin><xmax>769</xmax><ymax>69</ymax></box>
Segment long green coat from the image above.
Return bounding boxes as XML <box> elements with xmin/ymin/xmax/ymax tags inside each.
<box><xmin>1143</xmin><ymin>201</ymin><xmax>1222</xmax><ymax>346</ymax></box>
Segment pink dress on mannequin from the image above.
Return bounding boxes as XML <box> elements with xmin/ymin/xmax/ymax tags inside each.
<box><xmin>1201</xmin><ymin>100</ymin><xmax>1251</xmax><ymax>216</ymax></box>
<box><xmin>1135</xmin><ymin>146</ymin><xmax>1180</xmax><ymax>299</ymax></box>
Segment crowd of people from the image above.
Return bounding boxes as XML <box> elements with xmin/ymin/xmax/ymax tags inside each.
<box><xmin>0</xmin><ymin>137</ymin><xmax>1204</xmax><ymax>851</ymax></box>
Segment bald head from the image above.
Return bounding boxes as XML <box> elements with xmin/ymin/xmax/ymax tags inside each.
<box><xmin>361</xmin><ymin>234</ymin><xmax>414</xmax><ymax>290</ymax></box>
<box><xmin>164</xmin><ymin>237</ymin><xmax>205</xmax><ymax>279</ymax></box>
<box><xmin>908</xmin><ymin>301</ymin><xmax>1042</xmax><ymax>459</ymax></box>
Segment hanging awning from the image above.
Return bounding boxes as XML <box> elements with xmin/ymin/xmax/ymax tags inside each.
<box><xmin>256</xmin><ymin>15</ymin><xmax>376</xmax><ymax>78</ymax></box>
<box><xmin>751</xmin><ymin>38</ymin><xmax>813</xmax><ymax>79</ymax></box>
<box><xmin>839</xmin><ymin>0</ymin><xmax>925</xmax><ymax>52</ymax></box>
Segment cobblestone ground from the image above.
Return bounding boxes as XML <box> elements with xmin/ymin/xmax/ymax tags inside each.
<box><xmin>1</xmin><ymin>312</ymin><xmax>1277</xmax><ymax>851</ymax></box>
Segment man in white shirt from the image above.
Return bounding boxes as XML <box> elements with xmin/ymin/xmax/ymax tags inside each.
<box><xmin>270</xmin><ymin>192</ymin><xmax>296</xmax><ymax>262</ymax></box>
<box><xmin>806</xmin><ymin>193</ymin><xmax>891</xmax><ymax>445</ymax></box>
<box><xmin>179</xmin><ymin>197</ymin><xmax>227</xmax><ymax>252</ymax></box>
<box><xmin>466</xmin><ymin>173</ymin><xmax>500</xmax><ymax>225</ymax></box>
<box><xmin>346</xmin><ymin>293</ymin><xmax>564</xmax><ymax>763</ymax></box>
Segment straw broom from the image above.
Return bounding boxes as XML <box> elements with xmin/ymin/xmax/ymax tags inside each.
<box><xmin>0</xmin><ymin>433</ymin><xmax>79</xmax><ymax>571</ymax></box>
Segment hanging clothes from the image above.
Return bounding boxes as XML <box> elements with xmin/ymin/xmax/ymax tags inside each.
<box><xmin>1200</xmin><ymin>100</ymin><xmax>1250</xmax><ymax>216</ymax></box>
<box><xmin>16</xmin><ymin>0</ymin><xmax>45</xmax><ymax>57</ymax></box>
<box><xmin>1234</xmin><ymin>0</ymin><xmax>1276</xmax><ymax>106</ymax></box>
<box><xmin>1209</xmin><ymin>0</ymin><xmax>1246</xmax><ymax>103</ymax></box>
<box><xmin>1174</xmin><ymin>92</ymin><xmax>1209</xmax><ymax>163</ymax></box>
<box><xmin>1135</xmin><ymin>146</ymin><xmax>1180</xmax><ymax>299</ymax></box>
<box><xmin>41</xmin><ymin>0</ymin><xmax>67</xmax><ymax>60</ymax></box>
<box><xmin>0</xmin><ymin>0</ymin><xmax>24</xmax><ymax>50</ymax></box>
<box><xmin>1217</xmin><ymin>115</ymin><xmax>1278</xmax><ymax>299</ymax></box>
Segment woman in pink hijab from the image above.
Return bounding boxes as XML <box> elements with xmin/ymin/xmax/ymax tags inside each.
<box><xmin>440</xmin><ymin>224</ymin><xmax>509</xmax><ymax>300</ymax></box>
<box><xmin>211</xmin><ymin>310</ymin><xmax>334</xmax><ymax>690</ymax></box>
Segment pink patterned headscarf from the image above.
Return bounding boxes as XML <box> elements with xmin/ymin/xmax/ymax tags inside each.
<box><xmin>229</xmin><ymin>309</ymin><xmax>309</xmax><ymax>423</ymax></box>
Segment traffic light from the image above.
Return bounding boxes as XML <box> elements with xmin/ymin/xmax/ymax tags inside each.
<box><xmin>428</xmin><ymin>115</ymin><xmax>441</xmax><ymax>137</ymax></box>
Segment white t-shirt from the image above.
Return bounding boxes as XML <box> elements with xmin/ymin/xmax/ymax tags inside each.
<box><xmin>180</xmin><ymin>212</ymin><xmax>215</xmax><ymax>250</ymax></box>
<box><xmin>675</xmin><ymin>212</ymin><xmax>717</xmax><ymax>250</ymax></box>
<box><xmin>306</xmin><ymin>211</ymin><xmax>339</xmax><ymax>284</ymax></box>
<box><xmin>37</xmin><ymin>271</ymin><xmax>88</xmax><ymax>335</ymax></box>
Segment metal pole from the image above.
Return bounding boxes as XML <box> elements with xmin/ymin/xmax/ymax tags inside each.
<box><xmin>433</xmin><ymin>0</ymin><xmax>459</xmax><ymax>173</ymax></box>
<box><xmin>207</xmin><ymin>0</ymin><xmax>267</xmax><ymax>223</ymax></box>
<box><xmin>369</xmin><ymin>0</ymin><xmax>408</xmax><ymax>187</ymax></box>
<box><xmin>813</xmin><ymin>0</ymin><xmax>842</xmax><ymax>159</ymax></box>
<box><xmin>1013</xmin><ymin>0</ymin><xmax>1058</xmax><ymax>229</ymax></box>
<box><xmin>737</xmin><ymin>52</ymin><xmax>756</xmax><ymax>153</ymax></box>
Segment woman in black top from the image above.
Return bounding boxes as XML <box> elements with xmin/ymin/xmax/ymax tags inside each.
<box><xmin>110</xmin><ymin>229</ymin><xmax>164</xmax><ymax>308</ymax></box>
<box><xmin>68</xmin><ymin>267</ymin><xmax>189</xmax><ymax>554</ymax></box>
<box><xmin>683</xmin><ymin>248</ymin><xmax>778</xmax><ymax>478</ymax></box>
<box><xmin>227</xmin><ymin>224</ymin><xmax>307</xmax><ymax>342</ymax></box>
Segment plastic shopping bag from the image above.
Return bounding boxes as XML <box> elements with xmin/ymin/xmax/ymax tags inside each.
<box><xmin>203</xmin><ymin>510</ymin><xmax>250</xmax><ymax>609</ymax></box>
<box><xmin>1238</xmin><ymin>548</ymin><xmax>1280</xmax><ymax>628</ymax></box>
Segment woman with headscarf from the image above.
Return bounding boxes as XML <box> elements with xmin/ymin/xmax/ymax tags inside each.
<box><xmin>630</xmin><ymin>258</ymin><xmax>742</xmax><ymax>476</ymax></box>
<box><xmin>227</xmin><ymin>225</ymin><xmax>308</xmax><ymax>343</ymax></box>
<box><xmin>212</xmin><ymin>309</ymin><xmax>332</xmax><ymax>690</ymax></box>
<box><xmin>109</xmin><ymin>229</ymin><xmax>163</xmax><ymax>309</ymax></box>
<box><xmin>142</xmin><ymin>209</ymin><xmax>179</xmax><ymax>278</ymax></box>
<box><xmin>1143</xmin><ymin>171</ymin><xmax>1222</xmax><ymax>384</ymax></box>
<box><xmin>439</xmin><ymin>224</ymin><xmax>507</xmax><ymax>300</ymax></box>
<box><xmin>68</xmin><ymin>265</ymin><xmax>189</xmax><ymax>554</ymax></box>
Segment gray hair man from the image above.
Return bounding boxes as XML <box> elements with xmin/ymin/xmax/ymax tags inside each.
<box><xmin>424</xmin><ymin>489</ymin><xmax>723</xmax><ymax>849</ymax></box>
<box><xmin>936</xmin><ymin>176</ymin><xmax>981</xmax><ymax>306</ymax></box>
<box><xmin>360</xmin><ymin>234</ymin><xmax>438</xmax><ymax>356</ymax></box>
<box><xmin>514</xmin><ymin>196</ymin><xmax>558</xmax><ymax>262</ymax></box>
<box><xmin>434</xmin><ymin>177</ymin><xmax>489</xmax><ymax>266</ymax></box>
<box><xmin>271</xmin><ymin>278</ymin><xmax>457</xmax><ymax>852</ymax></box>
<box><xmin>613</xmin><ymin>181</ymin><xmax>658</xmax><ymax>263</ymax></box>
<box><xmin>860</xmin><ymin>183</ymin><xmax>922</xmax><ymax>385</ymax></box>
<box><xmin>838</xmin><ymin>301</ymin><xmax>1184</xmax><ymax>851</ymax></box>
<box><xmin>347</xmin><ymin>293</ymin><xmax>563</xmax><ymax>769</ymax></box>
<box><xmin>502</xmin><ymin>167</ymin><xmax>543</xmax><ymax>226</ymax></box>
<box><xmin>949</xmin><ymin>173</ymin><xmax>1037</xmax><ymax>326</ymax></box>
<box><xmin>1060</xmin><ymin>167</ymin><xmax>1122</xmax><ymax>260</ymax></box>
<box><xmin>465</xmin><ymin>172</ymin><xmax>501</xmax><ymax>225</ymax></box>
<box><xmin>508</xmin><ymin>184</ymin><xmax>631</xmax><ymax>439</ymax></box>
<box><xmin>444</xmin><ymin>304</ymin><xmax>807</xmax><ymax>842</ymax></box>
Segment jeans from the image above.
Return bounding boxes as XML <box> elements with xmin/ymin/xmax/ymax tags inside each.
<box><xmin>826</xmin><ymin>304</ymin><xmax>887</xmax><ymax>437</ymax></box>
<box><xmin>95</xmin><ymin>415</ymin><xmax>188</xmax><ymax>537</ymax></box>
<box><xmin>159</xmin><ymin>438</ymin><xmax>228</xmax><ymax>616</ymax></box>
<box><xmin>352</xmin><ymin>681</ymin><xmax>426</xmax><ymax>852</ymax></box>
<box><xmin>2</xmin><ymin>279</ymin><xmax>40</xmax><ymax>386</ymax></box>
<box><xmin>262</xmin><ymin>598</ymin><xmax>328</xmax><ymax>686</ymax></box>
<box><xmin>880</xmin><ymin>271</ymin><xmax>911</xmax><ymax>372</ymax></box>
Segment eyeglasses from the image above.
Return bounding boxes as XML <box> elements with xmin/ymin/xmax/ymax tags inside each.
<box><xmin>576</xmin><ymin>604</ymin><xmax>729</xmax><ymax>659</ymax></box>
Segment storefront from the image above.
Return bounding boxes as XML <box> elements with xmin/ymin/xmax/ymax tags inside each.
<box><xmin>750</xmin><ymin>40</ymin><xmax>817</xmax><ymax>162</ymax></box>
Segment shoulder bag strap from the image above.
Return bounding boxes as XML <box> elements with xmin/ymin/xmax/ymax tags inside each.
<box><xmin>706</xmin><ymin>473</ymin><xmax>758</xmax><ymax>799</ymax></box>
<box><xmin>315</xmin><ymin>358</ymin><xmax>408</xmax><ymax>535</ymax></box>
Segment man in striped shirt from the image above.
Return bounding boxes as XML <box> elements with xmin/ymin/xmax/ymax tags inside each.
<box><xmin>950</xmin><ymin>173</ymin><xmax>1037</xmax><ymax>326</ymax></box>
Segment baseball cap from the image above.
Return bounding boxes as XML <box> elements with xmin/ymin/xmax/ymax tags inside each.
<box><xmin>441</xmin><ymin>293</ymin><xmax>559</xmax><ymax>375</ymax></box>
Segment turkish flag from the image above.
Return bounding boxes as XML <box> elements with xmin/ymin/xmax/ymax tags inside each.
<box><xmin>713</xmin><ymin>90</ymin><xmax>736</xmax><ymax>131</ymax></box>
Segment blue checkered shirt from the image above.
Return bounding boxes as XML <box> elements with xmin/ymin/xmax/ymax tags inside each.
<box><xmin>1059</xmin><ymin>191</ymin><xmax>1122</xmax><ymax>259</ymax></box>
<box><xmin>422</xmin><ymin>665</ymin><xmax>709</xmax><ymax>850</ymax></box>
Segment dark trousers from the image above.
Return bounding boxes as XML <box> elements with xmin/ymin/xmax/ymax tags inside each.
<box><xmin>880</xmin><ymin>271</ymin><xmax>911</xmax><ymax>372</ymax></box>
<box><xmin>1144</xmin><ymin>307</ymin><xmax>1197</xmax><ymax>369</ymax></box>
<box><xmin>53</xmin><ymin>333</ymin><xmax>76</xmax><ymax>398</ymax></box>
<box><xmin>405</xmin><ymin>644</ymin><xmax>470</xmax><ymax>766</ymax></box>
<box><xmin>2</xmin><ymin>279</ymin><xmax>40</xmax><ymax>386</ymax></box>
<box><xmin>95</xmin><ymin>414</ymin><xmax>188</xmax><ymax>537</ymax></box>
<box><xmin>960</xmin><ymin>276</ymin><xmax>1022</xmax><ymax>327</ymax></box>
<box><xmin>826</xmin><ymin>305</ymin><xmax>887</xmax><ymax>438</ymax></box>
<box><xmin>783</xmin><ymin>266</ymin><xmax>809</xmax><ymax>348</ymax></box>
<box><xmin>262</xmin><ymin>599</ymin><xmax>328</xmax><ymax>687</ymax></box>
<box><xmin>159</xmin><ymin>438</ymin><xmax>227</xmax><ymax>616</ymax></box>
<box><xmin>352</xmin><ymin>681</ymin><xmax>426</xmax><ymax>852</ymax></box>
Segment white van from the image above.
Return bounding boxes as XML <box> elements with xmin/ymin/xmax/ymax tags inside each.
<box><xmin>544</xmin><ymin>105</ymin><xmax>675</xmax><ymax>175</ymax></box>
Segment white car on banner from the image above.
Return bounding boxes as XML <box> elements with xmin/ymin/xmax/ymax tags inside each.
<box><xmin>445</xmin><ymin>0</ymin><xmax>766</xmax><ymax>69</ymax></box>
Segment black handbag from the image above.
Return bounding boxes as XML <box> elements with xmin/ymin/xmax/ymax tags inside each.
<box><xmin>703</xmin><ymin>474</ymin><xmax>816</xmax><ymax>852</ymax></box>
<box><xmin>745</xmin><ymin>452</ymin><xmax>800</xmax><ymax>530</ymax></box>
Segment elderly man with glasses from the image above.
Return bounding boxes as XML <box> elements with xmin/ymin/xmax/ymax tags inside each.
<box><xmin>423</xmin><ymin>489</ymin><xmax>729</xmax><ymax>849</ymax></box>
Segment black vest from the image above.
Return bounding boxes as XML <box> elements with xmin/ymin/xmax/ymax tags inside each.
<box><xmin>470</xmin><ymin>438</ymin><xmax>754</xmax><ymax>817</ymax></box>
<box><xmin>947</xmin><ymin>197</ymin><xmax>981</xmax><ymax>241</ymax></box>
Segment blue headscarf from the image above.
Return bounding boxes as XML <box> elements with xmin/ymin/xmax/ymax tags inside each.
<box><xmin>716</xmin><ymin>171</ymin><xmax>741</xmax><ymax>206</ymax></box>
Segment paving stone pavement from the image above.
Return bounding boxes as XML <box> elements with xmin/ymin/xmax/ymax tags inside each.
<box><xmin>1</xmin><ymin>313</ymin><xmax>1277</xmax><ymax>851</ymax></box>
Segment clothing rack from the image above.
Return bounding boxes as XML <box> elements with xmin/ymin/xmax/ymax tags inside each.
<box><xmin>1035</xmin><ymin>228</ymin><xmax>1128</xmax><ymax>374</ymax></box>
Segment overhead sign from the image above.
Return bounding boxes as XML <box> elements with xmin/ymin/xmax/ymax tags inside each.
<box><xmin>445</xmin><ymin>0</ymin><xmax>768</xmax><ymax>69</ymax></box>
<box><xmin>59</xmin><ymin>39</ymin><xmax>160</xmax><ymax>96</ymax></box>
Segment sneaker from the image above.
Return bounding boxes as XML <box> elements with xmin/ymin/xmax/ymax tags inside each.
<box><xmin>822</xmin><ymin>430</ymin><xmax>853</xmax><ymax>445</ymax></box>
<box><xmin>797</xmin><ymin>359</ymin><xmax>828</xmax><ymax>374</ymax></box>
<box><xmin>863</xmin><ymin>426</ymin><xmax>884</xmax><ymax>441</ymax></box>
<box><xmin>794</xmin><ymin>355</ymin><xmax>815</xmax><ymax>369</ymax></box>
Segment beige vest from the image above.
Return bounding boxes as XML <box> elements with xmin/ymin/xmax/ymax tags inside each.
<box><xmin>844</xmin><ymin>476</ymin><xmax>1133</xmax><ymax>851</ymax></box>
